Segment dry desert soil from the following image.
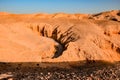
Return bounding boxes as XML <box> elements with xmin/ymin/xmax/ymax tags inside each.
<box><xmin>0</xmin><ymin>10</ymin><xmax>120</xmax><ymax>80</ymax></box>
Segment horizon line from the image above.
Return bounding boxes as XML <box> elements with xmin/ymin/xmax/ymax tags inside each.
<box><xmin>0</xmin><ymin>9</ymin><xmax>119</xmax><ymax>15</ymax></box>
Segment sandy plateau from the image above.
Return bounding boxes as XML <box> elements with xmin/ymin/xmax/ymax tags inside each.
<box><xmin>0</xmin><ymin>10</ymin><xmax>120</xmax><ymax>66</ymax></box>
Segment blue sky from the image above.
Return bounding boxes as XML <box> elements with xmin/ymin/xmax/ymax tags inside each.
<box><xmin>0</xmin><ymin>0</ymin><xmax>120</xmax><ymax>14</ymax></box>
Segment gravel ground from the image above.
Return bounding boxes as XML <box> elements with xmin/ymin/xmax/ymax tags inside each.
<box><xmin>0</xmin><ymin>62</ymin><xmax>120</xmax><ymax>80</ymax></box>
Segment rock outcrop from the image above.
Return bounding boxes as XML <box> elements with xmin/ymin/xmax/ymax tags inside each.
<box><xmin>89</xmin><ymin>10</ymin><xmax>120</xmax><ymax>22</ymax></box>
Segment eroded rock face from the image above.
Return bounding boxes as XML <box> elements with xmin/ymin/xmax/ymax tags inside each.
<box><xmin>0</xmin><ymin>10</ymin><xmax>120</xmax><ymax>63</ymax></box>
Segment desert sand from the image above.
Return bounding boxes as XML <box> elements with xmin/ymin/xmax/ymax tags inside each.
<box><xmin>0</xmin><ymin>10</ymin><xmax>120</xmax><ymax>63</ymax></box>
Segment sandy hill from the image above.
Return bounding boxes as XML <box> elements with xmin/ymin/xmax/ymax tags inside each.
<box><xmin>0</xmin><ymin>10</ymin><xmax>120</xmax><ymax>65</ymax></box>
<box><xmin>89</xmin><ymin>10</ymin><xmax>120</xmax><ymax>22</ymax></box>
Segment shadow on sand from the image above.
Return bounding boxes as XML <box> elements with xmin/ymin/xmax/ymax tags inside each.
<box><xmin>0</xmin><ymin>60</ymin><xmax>119</xmax><ymax>71</ymax></box>
<box><xmin>0</xmin><ymin>60</ymin><xmax>119</xmax><ymax>79</ymax></box>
